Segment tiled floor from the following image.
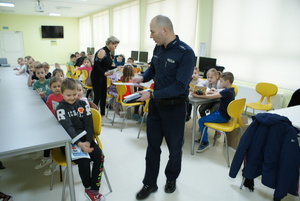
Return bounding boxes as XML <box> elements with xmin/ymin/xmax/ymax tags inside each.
<box><xmin>0</xmin><ymin>111</ymin><xmax>298</xmax><ymax>201</ymax></box>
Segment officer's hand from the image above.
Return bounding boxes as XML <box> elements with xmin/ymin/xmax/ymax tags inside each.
<box><xmin>136</xmin><ymin>91</ymin><xmax>150</xmax><ymax>101</ymax></box>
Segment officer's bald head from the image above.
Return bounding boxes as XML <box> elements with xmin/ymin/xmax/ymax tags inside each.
<box><xmin>152</xmin><ymin>15</ymin><xmax>174</xmax><ymax>33</ymax></box>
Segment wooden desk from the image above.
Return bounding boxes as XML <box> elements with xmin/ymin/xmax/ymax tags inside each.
<box><xmin>0</xmin><ymin>67</ymin><xmax>76</xmax><ymax>201</ymax></box>
<box><xmin>269</xmin><ymin>105</ymin><xmax>300</xmax><ymax>129</ymax></box>
<box><xmin>189</xmin><ymin>96</ymin><xmax>219</xmax><ymax>155</ymax></box>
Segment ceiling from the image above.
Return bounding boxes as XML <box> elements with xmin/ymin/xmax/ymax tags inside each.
<box><xmin>0</xmin><ymin>0</ymin><xmax>129</xmax><ymax>18</ymax></box>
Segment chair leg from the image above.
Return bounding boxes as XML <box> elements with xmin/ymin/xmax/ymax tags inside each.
<box><xmin>137</xmin><ymin>113</ymin><xmax>146</xmax><ymax>139</ymax></box>
<box><xmin>59</xmin><ymin>165</ymin><xmax>62</xmax><ymax>182</ymax></box>
<box><xmin>213</xmin><ymin>130</ymin><xmax>218</xmax><ymax>146</ymax></box>
<box><xmin>223</xmin><ymin>131</ymin><xmax>230</xmax><ymax>167</ymax></box>
<box><xmin>103</xmin><ymin>168</ymin><xmax>112</xmax><ymax>193</ymax></box>
<box><xmin>121</xmin><ymin>106</ymin><xmax>131</xmax><ymax>132</ymax></box>
<box><xmin>112</xmin><ymin>110</ymin><xmax>117</xmax><ymax>126</ymax></box>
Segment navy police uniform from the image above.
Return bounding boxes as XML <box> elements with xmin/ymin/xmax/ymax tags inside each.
<box><xmin>141</xmin><ymin>36</ymin><xmax>195</xmax><ymax>186</ymax></box>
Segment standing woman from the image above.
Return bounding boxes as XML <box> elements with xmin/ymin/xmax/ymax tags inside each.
<box><xmin>91</xmin><ymin>36</ymin><xmax>120</xmax><ymax>123</ymax></box>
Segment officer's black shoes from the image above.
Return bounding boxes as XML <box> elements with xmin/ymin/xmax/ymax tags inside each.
<box><xmin>136</xmin><ymin>184</ymin><xmax>158</xmax><ymax>200</ymax></box>
<box><xmin>164</xmin><ymin>180</ymin><xmax>176</xmax><ymax>193</ymax></box>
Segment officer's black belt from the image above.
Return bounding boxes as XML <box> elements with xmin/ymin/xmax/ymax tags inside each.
<box><xmin>156</xmin><ymin>97</ymin><xmax>187</xmax><ymax>106</ymax></box>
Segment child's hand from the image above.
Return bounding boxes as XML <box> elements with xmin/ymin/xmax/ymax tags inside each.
<box><xmin>38</xmin><ymin>92</ymin><xmax>45</xmax><ymax>98</ymax></box>
<box><xmin>78</xmin><ymin>142</ymin><xmax>94</xmax><ymax>153</ymax></box>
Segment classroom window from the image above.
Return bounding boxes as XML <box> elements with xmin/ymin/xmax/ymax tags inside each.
<box><xmin>79</xmin><ymin>16</ymin><xmax>92</xmax><ymax>53</ymax></box>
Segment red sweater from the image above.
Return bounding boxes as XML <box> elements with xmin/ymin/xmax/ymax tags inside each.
<box><xmin>46</xmin><ymin>93</ymin><xmax>64</xmax><ymax>116</ymax></box>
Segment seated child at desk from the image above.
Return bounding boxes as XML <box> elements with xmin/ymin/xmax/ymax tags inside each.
<box><xmin>198</xmin><ymin>68</ymin><xmax>222</xmax><ymax>118</ymax></box>
<box><xmin>32</xmin><ymin>64</ymin><xmax>51</xmax><ymax>102</ymax></box>
<box><xmin>52</xmin><ymin>68</ymin><xmax>64</xmax><ymax>79</ymax></box>
<box><xmin>42</xmin><ymin>62</ymin><xmax>52</xmax><ymax>79</ymax></box>
<box><xmin>192</xmin><ymin>72</ymin><xmax>235</xmax><ymax>153</ymax></box>
<box><xmin>56</xmin><ymin>78</ymin><xmax>105</xmax><ymax>200</ymax></box>
<box><xmin>46</xmin><ymin>77</ymin><xmax>63</xmax><ymax>117</ymax></box>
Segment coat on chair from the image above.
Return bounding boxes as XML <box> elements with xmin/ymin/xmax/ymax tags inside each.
<box><xmin>229</xmin><ymin>113</ymin><xmax>300</xmax><ymax>200</ymax></box>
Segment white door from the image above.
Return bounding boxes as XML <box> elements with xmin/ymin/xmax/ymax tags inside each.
<box><xmin>0</xmin><ymin>31</ymin><xmax>24</xmax><ymax>66</ymax></box>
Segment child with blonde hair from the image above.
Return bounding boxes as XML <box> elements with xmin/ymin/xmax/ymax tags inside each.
<box><xmin>198</xmin><ymin>68</ymin><xmax>222</xmax><ymax>118</ymax></box>
<box><xmin>186</xmin><ymin>67</ymin><xmax>201</xmax><ymax>121</ymax></box>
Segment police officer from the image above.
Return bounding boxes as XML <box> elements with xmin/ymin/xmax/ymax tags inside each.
<box><xmin>133</xmin><ymin>15</ymin><xmax>195</xmax><ymax>200</ymax></box>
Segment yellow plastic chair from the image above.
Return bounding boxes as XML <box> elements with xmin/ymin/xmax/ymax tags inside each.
<box><xmin>81</xmin><ymin>69</ymin><xmax>93</xmax><ymax>99</ymax></box>
<box><xmin>105</xmin><ymin>77</ymin><xmax>115</xmax><ymax>117</ymax></box>
<box><xmin>199</xmin><ymin>98</ymin><xmax>246</xmax><ymax>167</ymax></box>
<box><xmin>112</xmin><ymin>81</ymin><xmax>145</xmax><ymax>132</ymax></box>
<box><xmin>137</xmin><ymin>98</ymin><xmax>150</xmax><ymax>139</ymax></box>
<box><xmin>50</xmin><ymin>108</ymin><xmax>112</xmax><ymax>200</ymax></box>
<box><xmin>232</xmin><ymin>84</ymin><xmax>238</xmax><ymax>96</ymax></box>
<box><xmin>244</xmin><ymin>82</ymin><xmax>278</xmax><ymax>115</ymax></box>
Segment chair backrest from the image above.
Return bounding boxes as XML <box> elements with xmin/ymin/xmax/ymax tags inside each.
<box><xmin>256</xmin><ymin>82</ymin><xmax>278</xmax><ymax>104</ymax></box>
<box><xmin>227</xmin><ymin>98</ymin><xmax>246</xmax><ymax>129</ymax></box>
<box><xmin>74</xmin><ymin>70</ymin><xmax>81</xmax><ymax>79</ymax></box>
<box><xmin>90</xmin><ymin>108</ymin><xmax>103</xmax><ymax>149</ymax></box>
<box><xmin>232</xmin><ymin>84</ymin><xmax>238</xmax><ymax>96</ymax></box>
<box><xmin>115</xmin><ymin>81</ymin><xmax>127</xmax><ymax>102</ymax></box>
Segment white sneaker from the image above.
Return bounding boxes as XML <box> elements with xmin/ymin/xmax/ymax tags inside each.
<box><xmin>44</xmin><ymin>163</ymin><xmax>59</xmax><ymax>176</ymax></box>
<box><xmin>102</xmin><ymin>116</ymin><xmax>112</xmax><ymax>124</ymax></box>
<box><xmin>34</xmin><ymin>157</ymin><xmax>52</xmax><ymax>169</ymax></box>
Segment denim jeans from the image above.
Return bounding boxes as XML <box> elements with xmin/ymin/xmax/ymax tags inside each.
<box><xmin>198</xmin><ymin>111</ymin><xmax>229</xmax><ymax>142</ymax></box>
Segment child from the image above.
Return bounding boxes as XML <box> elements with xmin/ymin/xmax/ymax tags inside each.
<box><xmin>186</xmin><ymin>67</ymin><xmax>201</xmax><ymax>121</ymax></box>
<box><xmin>120</xmin><ymin>64</ymin><xmax>135</xmax><ymax>99</ymax></box>
<box><xmin>77</xmin><ymin>81</ymin><xmax>98</xmax><ymax>110</ymax></box>
<box><xmin>42</xmin><ymin>62</ymin><xmax>52</xmax><ymax>79</ymax></box>
<box><xmin>198</xmin><ymin>68</ymin><xmax>222</xmax><ymax>118</ymax></box>
<box><xmin>127</xmin><ymin>57</ymin><xmax>139</xmax><ymax>73</ymax></box>
<box><xmin>15</xmin><ymin>57</ymin><xmax>27</xmax><ymax>75</ymax></box>
<box><xmin>32</xmin><ymin>64</ymin><xmax>51</xmax><ymax>102</ymax></box>
<box><xmin>56</xmin><ymin>78</ymin><xmax>105</xmax><ymax>200</ymax></box>
<box><xmin>76</xmin><ymin>81</ymin><xmax>89</xmax><ymax>105</ymax></box>
<box><xmin>67</xmin><ymin>54</ymin><xmax>77</xmax><ymax>76</ymax></box>
<box><xmin>46</xmin><ymin>77</ymin><xmax>63</xmax><ymax>116</ymax></box>
<box><xmin>55</xmin><ymin>62</ymin><xmax>61</xmax><ymax>69</ymax></box>
<box><xmin>192</xmin><ymin>72</ymin><xmax>235</xmax><ymax>153</ymax></box>
<box><xmin>27</xmin><ymin>61</ymin><xmax>41</xmax><ymax>86</ymax></box>
<box><xmin>74</xmin><ymin>57</ymin><xmax>93</xmax><ymax>74</ymax></box>
<box><xmin>52</xmin><ymin>68</ymin><xmax>64</xmax><ymax>79</ymax></box>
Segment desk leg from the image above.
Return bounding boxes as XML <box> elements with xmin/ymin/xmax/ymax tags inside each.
<box><xmin>191</xmin><ymin>102</ymin><xmax>197</xmax><ymax>155</ymax></box>
<box><xmin>65</xmin><ymin>142</ymin><xmax>76</xmax><ymax>201</ymax></box>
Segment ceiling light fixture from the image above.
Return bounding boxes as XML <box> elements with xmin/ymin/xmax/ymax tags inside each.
<box><xmin>49</xmin><ymin>12</ymin><xmax>61</xmax><ymax>16</ymax></box>
<box><xmin>0</xmin><ymin>2</ymin><xmax>15</xmax><ymax>7</ymax></box>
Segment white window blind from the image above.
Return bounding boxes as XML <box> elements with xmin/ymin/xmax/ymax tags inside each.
<box><xmin>93</xmin><ymin>10</ymin><xmax>110</xmax><ymax>50</ymax></box>
<box><xmin>143</xmin><ymin>0</ymin><xmax>198</xmax><ymax>59</ymax></box>
<box><xmin>79</xmin><ymin>16</ymin><xmax>91</xmax><ymax>52</ymax></box>
<box><xmin>211</xmin><ymin>0</ymin><xmax>300</xmax><ymax>90</ymax></box>
<box><xmin>112</xmin><ymin>1</ymin><xmax>140</xmax><ymax>58</ymax></box>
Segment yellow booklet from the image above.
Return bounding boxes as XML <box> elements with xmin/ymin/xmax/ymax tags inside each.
<box><xmin>189</xmin><ymin>84</ymin><xmax>206</xmax><ymax>95</ymax></box>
